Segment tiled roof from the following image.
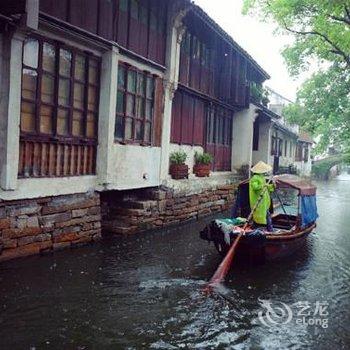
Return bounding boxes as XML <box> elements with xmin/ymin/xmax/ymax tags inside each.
<box><xmin>298</xmin><ymin>131</ymin><xmax>314</xmax><ymax>143</ymax></box>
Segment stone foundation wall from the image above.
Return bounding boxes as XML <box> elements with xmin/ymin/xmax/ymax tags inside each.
<box><xmin>101</xmin><ymin>184</ymin><xmax>236</xmax><ymax>235</ymax></box>
<box><xmin>0</xmin><ymin>183</ymin><xmax>236</xmax><ymax>262</ymax></box>
<box><xmin>0</xmin><ymin>192</ymin><xmax>101</xmax><ymax>262</ymax></box>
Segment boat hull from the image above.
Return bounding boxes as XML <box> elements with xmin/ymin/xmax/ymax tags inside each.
<box><xmin>201</xmin><ymin>221</ymin><xmax>315</xmax><ymax>264</ymax></box>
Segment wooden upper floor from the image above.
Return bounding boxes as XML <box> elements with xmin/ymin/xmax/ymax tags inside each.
<box><xmin>39</xmin><ymin>0</ymin><xmax>168</xmax><ymax>66</ymax></box>
<box><xmin>179</xmin><ymin>8</ymin><xmax>268</xmax><ymax>109</ymax></box>
<box><xmin>38</xmin><ymin>1</ymin><xmax>268</xmax><ymax>106</ymax></box>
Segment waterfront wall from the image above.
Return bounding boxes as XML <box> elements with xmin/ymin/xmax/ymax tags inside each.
<box><xmin>0</xmin><ymin>192</ymin><xmax>101</xmax><ymax>262</ymax></box>
<box><xmin>101</xmin><ymin>184</ymin><xmax>236</xmax><ymax>235</ymax></box>
<box><xmin>0</xmin><ymin>181</ymin><xmax>237</xmax><ymax>262</ymax></box>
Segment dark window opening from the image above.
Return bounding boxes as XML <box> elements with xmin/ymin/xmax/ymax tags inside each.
<box><xmin>115</xmin><ymin>63</ymin><xmax>155</xmax><ymax>145</ymax></box>
<box><xmin>252</xmin><ymin>119</ymin><xmax>259</xmax><ymax>151</ymax></box>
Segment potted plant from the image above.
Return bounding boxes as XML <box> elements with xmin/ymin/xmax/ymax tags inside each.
<box><xmin>169</xmin><ymin>150</ymin><xmax>188</xmax><ymax>179</ymax></box>
<box><xmin>193</xmin><ymin>151</ymin><xmax>213</xmax><ymax>177</ymax></box>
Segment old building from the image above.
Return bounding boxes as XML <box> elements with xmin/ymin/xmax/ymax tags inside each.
<box><xmin>251</xmin><ymin>88</ymin><xmax>313</xmax><ymax>176</ymax></box>
<box><xmin>0</xmin><ymin>0</ymin><xmax>272</xmax><ymax>261</ymax></box>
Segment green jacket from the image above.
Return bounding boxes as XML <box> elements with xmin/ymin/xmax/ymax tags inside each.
<box><xmin>249</xmin><ymin>174</ymin><xmax>274</xmax><ymax>225</ymax></box>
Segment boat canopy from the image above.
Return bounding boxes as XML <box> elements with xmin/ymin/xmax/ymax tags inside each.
<box><xmin>273</xmin><ymin>174</ymin><xmax>317</xmax><ymax>196</ymax></box>
<box><xmin>234</xmin><ymin>174</ymin><xmax>318</xmax><ymax>227</ymax></box>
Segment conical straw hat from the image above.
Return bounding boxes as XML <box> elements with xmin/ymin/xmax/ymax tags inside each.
<box><xmin>251</xmin><ymin>161</ymin><xmax>272</xmax><ymax>174</ymax></box>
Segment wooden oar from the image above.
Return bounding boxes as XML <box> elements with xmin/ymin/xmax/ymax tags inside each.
<box><xmin>206</xmin><ymin>178</ymin><xmax>273</xmax><ymax>290</ymax></box>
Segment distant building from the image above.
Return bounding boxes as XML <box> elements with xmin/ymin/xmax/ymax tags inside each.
<box><xmin>250</xmin><ymin>88</ymin><xmax>313</xmax><ymax>176</ymax></box>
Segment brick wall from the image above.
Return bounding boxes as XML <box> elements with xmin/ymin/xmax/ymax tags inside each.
<box><xmin>0</xmin><ymin>192</ymin><xmax>101</xmax><ymax>262</ymax></box>
<box><xmin>0</xmin><ymin>184</ymin><xmax>236</xmax><ymax>262</ymax></box>
<box><xmin>101</xmin><ymin>184</ymin><xmax>236</xmax><ymax>235</ymax></box>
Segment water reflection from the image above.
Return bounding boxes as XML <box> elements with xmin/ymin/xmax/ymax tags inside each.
<box><xmin>0</xmin><ymin>176</ymin><xmax>350</xmax><ymax>349</ymax></box>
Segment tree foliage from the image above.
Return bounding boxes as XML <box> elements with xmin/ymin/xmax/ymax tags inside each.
<box><xmin>243</xmin><ymin>0</ymin><xmax>350</xmax><ymax>73</ymax></box>
<box><xmin>243</xmin><ymin>0</ymin><xmax>350</xmax><ymax>153</ymax></box>
<box><xmin>283</xmin><ymin>66</ymin><xmax>350</xmax><ymax>153</ymax></box>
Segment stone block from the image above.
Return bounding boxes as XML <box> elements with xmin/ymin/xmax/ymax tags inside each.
<box><xmin>87</xmin><ymin>206</ymin><xmax>101</xmax><ymax>215</ymax></box>
<box><xmin>72</xmin><ymin>208</ymin><xmax>88</xmax><ymax>218</ymax></box>
<box><xmin>16</xmin><ymin>217</ymin><xmax>28</xmax><ymax>229</ymax></box>
<box><xmin>198</xmin><ymin>208</ymin><xmax>211</xmax><ymax>218</ymax></box>
<box><xmin>211</xmin><ymin>205</ymin><xmax>221</xmax><ymax>212</ymax></box>
<box><xmin>93</xmin><ymin>221</ymin><xmax>102</xmax><ymax>229</ymax></box>
<box><xmin>54</xmin><ymin>214</ymin><xmax>101</xmax><ymax>228</ymax></box>
<box><xmin>0</xmin><ymin>241</ymin><xmax>52</xmax><ymax>262</ymax></box>
<box><xmin>42</xmin><ymin>195</ymin><xmax>99</xmax><ymax>215</ymax></box>
<box><xmin>217</xmin><ymin>184</ymin><xmax>235</xmax><ymax>190</ymax></box>
<box><xmin>6</xmin><ymin>203</ymin><xmax>41</xmax><ymax>217</ymax></box>
<box><xmin>40</xmin><ymin>212</ymin><xmax>71</xmax><ymax>227</ymax></box>
<box><xmin>214</xmin><ymin>200</ymin><xmax>226</xmax><ymax>206</ymax></box>
<box><xmin>165</xmin><ymin>191</ymin><xmax>173</xmax><ymax>199</ymax></box>
<box><xmin>93</xmin><ymin>232</ymin><xmax>102</xmax><ymax>241</ymax></box>
<box><xmin>53</xmin><ymin>232</ymin><xmax>80</xmax><ymax>243</ymax></box>
<box><xmin>2</xmin><ymin>239</ymin><xmax>17</xmax><ymax>249</ymax></box>
<box><xmin>53</xmin><ymin>242</ymin><xmax>71</xmax><ymax>251</ymax></box>
<box><xmin>18</xmin><ymin>233</ymin><xmax>51</xmax><ymax>247</ymax></box>
<box><xmin>27</xmin><ymin>216</ymin><xmax>39</xmax><ymax>228</ymax></box>
<box><xmin>0</xmin><ymin>218</ymin><xmax>11</xmax><ymax>230</ymax></box>
<box><xmin>82</xmin><ymin>222</ymin><xmax>94</xmax><ymax>231</ymax></box>
<box><xmin>0</xmin><ymin>207</ymin><xmax>6</xmax><ymax>219</ymax></box>
<box><xmin>153</xmin><ymin>219</ymin><xmax>163</xmax><ymax>226</ymax></box>
<box><xmin>2</xmin><ymin>227</ymin><xmax>43</xmax><ymax>239</ymax></box>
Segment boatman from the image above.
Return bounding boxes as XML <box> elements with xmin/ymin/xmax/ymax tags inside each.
<box><xmin>249</xmin><ymin>161</ymin><xmax>275</xmax><ymax>231</ymax></box>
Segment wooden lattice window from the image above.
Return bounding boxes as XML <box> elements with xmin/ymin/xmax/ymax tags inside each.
<box><xmin>295</xmin><ymin>143</ymin><xmax>303</xmax><ymax>161</ymax></box>
<box><xmin>271</xmin><ymin>136</ymin><xmax>277</xmax><ymax>156</ymax></box>
<box><xmin>205</xmin><ymin>104</ymin><xmax>233</xmax><ymax>171</ymax></box>
<box><xmin>19</xmin><ymin>36</ymin><xmax>100</xmax><ymax>178</ymax></box>
<box><xmin>115</xmin><ymin>63</ymin><xmax>155</xmax><ymax>144</ymax></box>
<box><xmin>303</xmin><ymin>144</ymin><xmax>309</xmax><ymax>162</ymax></box>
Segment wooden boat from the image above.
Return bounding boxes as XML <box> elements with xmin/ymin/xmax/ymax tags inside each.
<box><xmin>200</xmin><ymin>175</ymin><xmax>318</xmax><ymax>263</ymax></box>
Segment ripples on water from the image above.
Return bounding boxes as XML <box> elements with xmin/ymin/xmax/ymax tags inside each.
<box><xmin>1</xmin><ymin>176</ymin><xmax>350</xmax><ymax>349</ymax></box>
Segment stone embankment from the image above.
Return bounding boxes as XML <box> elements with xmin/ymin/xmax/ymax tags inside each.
<box><xmin>101</xmin><ymin>184</ymin><xmax>236</xmax><ymax>234</ymax></box>
<box><xmin>0</xmin><ymin>193</ymin><xmax>101</xmax><ymax>262</ymax></box>
<box><xmin>0</xmin><ymin>184</ymin><xmax>236</xmax><ymax>262</ymax></box>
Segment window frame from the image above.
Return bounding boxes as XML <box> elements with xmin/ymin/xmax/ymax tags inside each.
<box><xmin>252</xmin><ymin>119</ymin><xmax>259</xmax><ymax>151</ymax></box>
<box><xmin>115</xmin><ymin>62</ymin><xmax>155</xmax><ymax>145</ymax></box>
<box><xmin>284</xmin><ymin>139</ymin><xmax>288</xmax><ymax>157</ymax></box>
<box><xmin>20</xmin><ymin>35</ymin><xmax>101</xmax><ymax>144</ymax></box>
<box><xmin>271</xmin><ymin>136</ymin><xmax>276</xmax><ymax>156</ymax></box>
<box><xmin>303</xmin><ymin>143</ymin><xmax>309</xmax><ymax>162</ymax></box>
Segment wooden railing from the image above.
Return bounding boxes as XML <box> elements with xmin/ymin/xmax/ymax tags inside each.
<box><xmin>18</xmin><ymin>138</ymin><xmax>96</xmax><ymax>178</ymax></box>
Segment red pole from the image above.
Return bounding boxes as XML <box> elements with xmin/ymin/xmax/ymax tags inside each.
<box><xmin>207</xmin><ymin>230</ymin><xmax>244</xmax><ymax>288</ymax></box>
<box><xmin>205</xmin><ymin>178</ymin><xmax>273</xmax><ymax>291</ymax></box>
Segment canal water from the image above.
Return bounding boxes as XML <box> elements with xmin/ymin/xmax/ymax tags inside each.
<box><xmin>1</xmin><ymin>175</ymin><xmax>350</xmax><ymax>349</ymax></box>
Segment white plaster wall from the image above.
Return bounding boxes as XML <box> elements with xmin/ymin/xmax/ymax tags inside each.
<box><xmin>166</xmin><ymin>172</ymin><xmax>239</xmax><ymax>196</ymax></box>
<box><xmin>295</xmin><ymin>144</ymin><xmax>312</xmax><ymax>176</ymax></box>
<box><xmin>0</xmin><ymin>34</ymin><xmax>5</xmax><ymax>186</ymax></box>
<box><xmin>0</xmin><ymin>176</ymin><xmax>97</xmax><ymax>200</ymax></box>
<box><xmin>232</xmin><ymin>103</ymin><xmax>257</xmax><ymax>171</ymax></box>
<box><xmin>168</xmin><ymin>143</ymin><xmax>204</xmax><ymax>178</ymax></box>
<box><xmin>0</xmin><ymin>32</ymin><xmax>26</xmax><ymax>191</ymax></box>
<box><xmin>252</xmin><ymin>120</ymin><xmax>271</xmax><ymax>166</ymax></box>
<box><xmin>295</xmin><ymin>161</ymin><xmax>312</xmax><ymax>177</ymax></box>
<box><xmin>107</xmin><ymin>144</ymin><xmax>162</xmax><ymax>190</ymax></box>
<box><xmin>278</xmin><ymin>136</ymin><xmax>298</xmax><ymax>168</ymax></box>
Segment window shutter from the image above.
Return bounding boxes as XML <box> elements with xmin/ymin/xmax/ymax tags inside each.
<box><xmin>152</xmin><ymin>77</ymin><xmax>164</xmax><ymax>147</ymax></box>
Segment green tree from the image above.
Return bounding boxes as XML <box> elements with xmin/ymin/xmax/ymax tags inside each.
<box><xmin>283</xmin><ymin>66</ymin><xmax>350</xmax><ymax>153</ymax></box>
<box><xmin>243</xmin><ymin>0</ymin><xmax>350</xmax><ymax>153</ymax></box>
